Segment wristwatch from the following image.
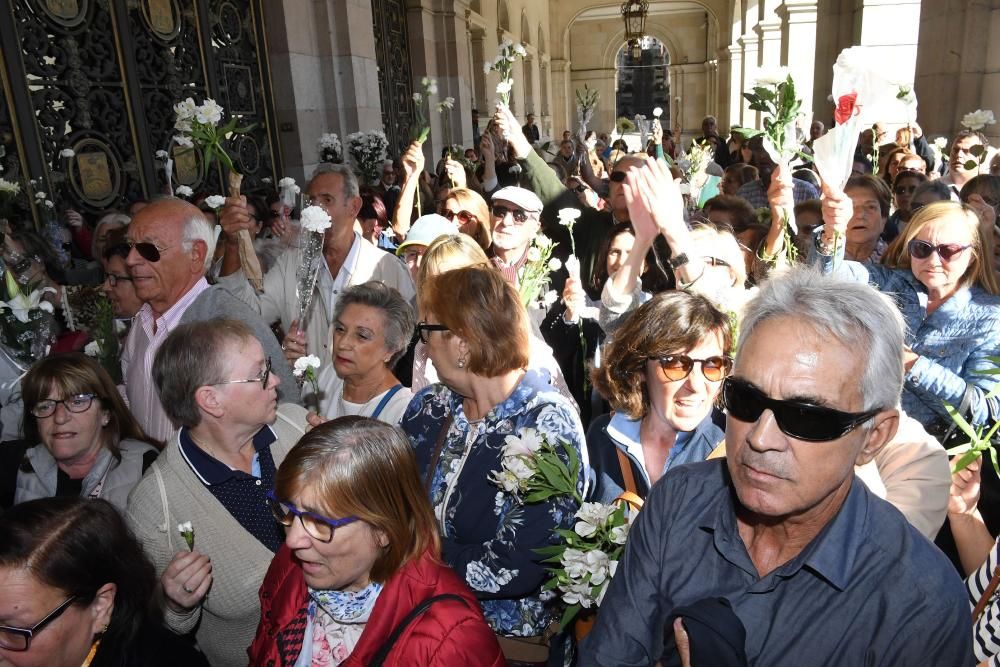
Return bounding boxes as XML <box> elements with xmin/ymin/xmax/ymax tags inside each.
<box><xmin>667</xmin><ymin>253</ymin><xmax>689</xmax><ymax>271</ymax></box>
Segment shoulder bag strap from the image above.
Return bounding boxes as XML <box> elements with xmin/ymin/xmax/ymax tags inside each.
<box><xmin>943</xmin><ymin>385</ymin><xmax>978</xmax><ymax>442</ymax></box>
<box><xmin>974</xmin><ymin>564</ymin><xmax>1000</xmax><ymax>623</ymax></box>
<box><xmin>368</xmin><ymin>593</ymin><xmax>469</xmax><ymax>667</ymax></box>
<box><xmin>370</xmin><ymin>384</ymin><xmax>403</xmax><ymax>420</ymax></box>
<box><xmin>423</xmin><ymin>414</ymin><xmax>454</xmax><ymax>492</ymax></box>
<box><xmin>615</xmin><ymin>446</ymin><xmax>639</xmax><ymax>496</ymax></box>
<box><xmin>153</xmin><ymin>466</ymin><xmax>174</xmax><ymax>552</ymax></box>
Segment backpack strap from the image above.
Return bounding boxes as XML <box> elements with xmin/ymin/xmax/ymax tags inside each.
<box><xmin>371</xmin><ymin>384</ymin><xmax>403</xmax><ymax>420</ymax></box>
<box><xmin>368</xmin><ymin>593</ymin><xmax>469</xmax><ymax>667</ymax></box>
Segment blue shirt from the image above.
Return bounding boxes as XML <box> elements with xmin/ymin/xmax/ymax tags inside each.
<box><xmin>580</xmin><ymin>459</ymin><xmax>973</xmax><ymax>666</ymax></box>
<box><xmin>178</xmin><ymin>426</ymin><xmax>284</xmax><ymax>552</ymax></box>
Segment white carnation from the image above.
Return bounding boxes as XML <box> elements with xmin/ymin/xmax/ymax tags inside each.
<box><xmin>84</xmin><ymin>341</ymin><xmax>100</xmax><ymax>357</ymax></box>
<box><xmin>412</xmin><ymin>92</ymin><xmax>422</xmax><ymax>103</ymax></box>
<box><xmin>542</xmin><ymin>289</ymin><xmax>558</xmax><ymax>307</ymax></box>
<box><xmin>59</xmin><ymin>148</ymin><xmax>75</xmax><ymax>158</ymax></box>
<box><xmin>204</xmin><ymin>195</ymin><xmax>226</xmax><ymax>210</ymax></box>
<box><xmin>496</xmin><ymin>80</ymin><xmax>513</xmax><ymax>95</ymax></box>
<box><xmin>293</xmin><ymin>354</ymin><xmax>320</xmax><ymax>377</ymax></box>
<box><xmin>483</xmin><ymin>61</ymin><xmax>493</xmax><ymax>74</ymax></box>
<box><xmin>962</xmin><ymin>109</ymin><xmax>997</xmax><ymax>132</ymax></box>
<box><xmin>652</xmin><ymin>107</ymin><xmax>663</xmax><ymax>118</ymax></box>
<box><xmin>513</xmin><ymin>43</ymin><xmax>527</xmax><ymax>57</ymax></box>
<box><xmin>175</xmin><ymin>185</ymin><xmax>193</xmax><ymax>198</ymax></box>
<box><xmin>558</xmin><ymin>208</ymin><xmax>582</xmax><ymax>226</ymax></box>
<box><xmin>300</xmin><ymin>205</ymin><xmax>332</xmax><ymax>233</ymax></box>
<box><xmin>547</xmin><ymin>258</ymin><xmax>562</xmax><ymax>272</ymax></box>
<box><xmin>754</xmin><ymin>66</ymin><xmax>790</xmax><ymax>87</ymax></box>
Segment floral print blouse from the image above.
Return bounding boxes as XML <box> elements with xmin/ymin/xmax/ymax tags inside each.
<box><xmin>400</xmin><ymin>369</ymin><xmax>587</xmax><ymax>637</ymax></box>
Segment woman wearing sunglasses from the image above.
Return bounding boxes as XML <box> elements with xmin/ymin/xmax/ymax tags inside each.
<box><xmin>0</xmin><ymin>497</ymin><xmax>209</xmax><ymax>667</ymax></box>
<box><xmin>587</xmin><ymin>291</ymin><xmax>731</xmax><ymax>503</ymax></box>
<box><xmin>0</xmin><ymin>353</ymin><xmax>154</xmax><ymax>512</ymax></box>
<box><xmin>816</xmin><ymin>199</ymin><xmax>1000</xmax><ymax>431</ymax></box>
<box><xmin>125</xmin><ymin>319</ymin><xmax>308</xmax><ymax>667</ymax></box>
<box><xmin>250</xmin><ymin>417</ymin><xmax>503</xmax><ymax>666</ymax></box>
<box><xmin>441</xmin><ymin>187</ymin><xmax>492</xmax><ymax>251</ymax></box>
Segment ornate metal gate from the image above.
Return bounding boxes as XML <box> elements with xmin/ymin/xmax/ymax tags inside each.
<box><xmin>0</xmin><ymin>0</ymin><xmax>280</xmax><ymax>221</ymax></box>
<box><xmin>371</xmin><ymin>0</ymin><xmax>415</xmax><ymax>157</ymax></box>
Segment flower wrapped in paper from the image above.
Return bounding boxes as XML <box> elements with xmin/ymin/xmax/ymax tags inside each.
<box><xmin>0</xmin><ymin>270</ymin><xmax>56</xmax><ymax>369</ymax></box>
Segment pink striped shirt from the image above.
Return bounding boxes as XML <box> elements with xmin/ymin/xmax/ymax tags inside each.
<box><xmin>121</xmin><ymin>278</ymin><xmax>211</xmax><ymax>442</ymax></box>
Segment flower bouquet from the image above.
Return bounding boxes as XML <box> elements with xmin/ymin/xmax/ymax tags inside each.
<box><xmin>172</xmin><ymin>97</ymin><xmax>261</xmax><ymax>288</ymax></box>
<box><xmin>484</xmin><ymin>39</ymin><xmax>526</xmax><ymax>107</ymax></box>
<box><xmin>0</xmin><ymin>270</ymin><xmax>56</xmax><ymax>370</ymax></box>
<box><xmin>489</xmin><ymin>427</ymin><xmax>629</xmax><ymax>629</ymax></box>
<box><xmin>959</xmin><ymin>109</ymin><xmax>996</xmax><ymax>172</ymax></box>
<box><xmin>295</xmin><ymin>205</ymin><xmax>331</xmax><ymax>333</ymax></box>
<box><xmin>317</xmin><ymin>133</ymin><xmax>343</xmax><ymax>164</ymax></box>
<box><xmin>517</xmin><ymin>234</ymin><xmax>557</xmax><ymax>309</ymax></box>
<box><xmin>83</xmin><ymin>296</ymin><xmax>123</xmax><ymax>385</ymax></box>
<box><xmin>346</xmin><ymin>130</ymin><xmax>389</xmax><ymax>187</ymax></box>
<box><xmin>677</xmin><ymin>139</ymin><xmax>714</xmax><ymax>208</ymax></box>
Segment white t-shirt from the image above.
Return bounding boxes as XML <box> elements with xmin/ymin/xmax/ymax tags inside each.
<box><xmin>316</xmin><ymin>364</ymin><xmax>413</xmax><ymax>425</ymax></box>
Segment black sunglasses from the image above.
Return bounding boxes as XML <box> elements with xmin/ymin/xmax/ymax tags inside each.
<box><xmin>609</xmin><ymin>171</ymin><xmax>627</xmax><ymax>183</ymax></box>
<box><xmin>491</xmin><ymin>205</ymin><xmax>529</xmax><ymax>223</ymax></box>
<box><xmin>907</xmin><ymin>239</ymin><xmax>972</xmax><ymax>261</ymax></box>
<box><xmin>416</xmin><ymin>321</ymin><xmax>450</xmax><ymax>344</ymax></box>
<box><xmin>124</xmin><ymin>240</ymin><xmax>170</xmax><ymax>262</ymax></box>
<box><xmin>722</xmin><ymin>377</ymin><xmax>881</xmax><ymax>442</ymax></box>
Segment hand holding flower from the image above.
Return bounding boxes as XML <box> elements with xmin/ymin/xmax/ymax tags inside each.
<box><xmin>162</xmin><ymin>550</ymin><xmax>212</xmax><ymax>613</ymax></box>
<box><xmin>493</xmin><ymin>104</ymin><xmax>532</xmax><ymax>160</ymax></box>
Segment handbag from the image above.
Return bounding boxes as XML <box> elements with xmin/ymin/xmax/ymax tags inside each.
<box><xmin>368</xmin><ymin>593</ymin><xmax>469</xmax><ymax>666</ymax></box>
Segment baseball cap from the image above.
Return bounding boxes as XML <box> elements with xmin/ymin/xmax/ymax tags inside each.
<box><xmin>491</xmin><ymin>186</ymin><xmax>543</xmax><ymax>214</ymax></box>
<box><xmin>395</xmin><ymin>214</ymin><xmax>457</xmax><ymax>255</ymax></box>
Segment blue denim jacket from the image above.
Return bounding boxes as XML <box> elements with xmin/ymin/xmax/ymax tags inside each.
<box><xmin>814</xmin><ymin>249</ymin><xmax>1000</xmax><ymax>428</ymax></box>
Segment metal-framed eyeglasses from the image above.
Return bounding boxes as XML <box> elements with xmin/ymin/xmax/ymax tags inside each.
<box><xmin>211</xmin><ymin>358</ymin><xmax>272</xmax><ymax>389</ymax></box>
<box><xmin>266</xmin><ymin>490</ymin><xmax>360</xmax><ymax>542</ymax></box>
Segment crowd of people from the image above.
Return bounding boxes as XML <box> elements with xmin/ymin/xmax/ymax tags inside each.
<box><xmin>0</xmin><ymin>96</ymin><xmax>999</xmax><ymax>667</ymax></box>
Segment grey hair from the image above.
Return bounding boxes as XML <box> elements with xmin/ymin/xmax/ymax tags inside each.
<box><xmin>153</xmin><ymin>319</ymin><xmax>257</xmax><ymax>428</ymax></box>
<box><xmin>180</xmin><ymin>210</ymin><xmax>217</xmax><ymax>274</ymax></box>
<box><xmin>911</xmin><ymin>179</ymin><xmax>952</xmax><ymax>204</ymax></box>
<box><xmin>332</xmin><ymin>281</ymin><xmax>415</xmax><ymax>366</ymax></box>
<box><xmin>313</xmin><ymin>163</ymin><xmax>360</xmax><ymax>200</ymax></box>
<box><xmin>737</xmin><ymin>266</ymin><xmax>904</xmax><ymax>412</ymax></box>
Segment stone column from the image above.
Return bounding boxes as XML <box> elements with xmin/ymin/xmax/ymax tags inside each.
<box><xmin>726</xmin><ymin>43</ymin><xmax>744</xmax><ymax>128</ymax></box>
<box><xmin>551</xmin><ymin>58</ymin><xmax>572</xmax><ymax>136</ymax></box>
<box><xmin>779</xmin><ymin>0</ymin><xmax>818</xmax><ymax>124</ymax></box>
<box><xmin>738</xmin><ymin>33</ymin><xmax>760</xmax><ymax>127</ymax></box>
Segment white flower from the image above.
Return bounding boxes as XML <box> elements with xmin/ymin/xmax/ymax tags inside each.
<box><xmin>584</xmin><ymin>549</ymin><xmax>611</xmax><ymax>586</ymax></box>
<box><xmin>574</xmin><ymin>502</ymin><xmax>615</xmax><ymax>537</ymax></box>
<box><xmin>177</xmin><ymin>521</ymin><xmax>193</xmax><ymax>533</ymax></box>
<box><xmin>483</xmin><ymin>61</ymin><xmax>493</xmax><ymax>74</ymax></box>
<box><xmin>560</xmin><ymin>548</ymin><xmax>589</xmax><ymax>580</ymax></box>
<box><xmin>561</xmin><ymin>580</ymin><xmax>594</xmax><ymax>608</ymax></box>
<box><xmin>542</xmin><ymin>290</ymin><xmax>558</xmax><ymax>306</ymax></box>
<box><xmin>547</xmin><ymin>258</ymin><xmax>562</xmax><ymax>272</ymax></box>
<box><xmin>155</xmin><ymin>149</ymin><xmax>169</xmax><ymax>159</ymax></box>
<box><xmin>43</xmin><ymin>200</ymin><xmax>54</xmax><ymax>209</ymax></box>
<box><xmin>277</xmin><ymin>177</ymin><xmax>300</xmax><ymax>194</ymax></box>
<box><xmin>503</xmin><ymin>429</ymin><xmax>544</xmax><ymax>456</ymax></box>
<box><xmin>300</xmin><ymin>205</ymin><xmax>332</xmax><ymax>233</ymax></box>
<box><xmin>513</xmin><ymin>43</ymin><xmax>527</xmax><ymax>57</ymax></box>
<box><xmin>490</xmin><ymin>468</ymin><xmax>522</xmax><ymax>493</ymax></box>
<box><xmin>653</xmin><ymin>107</ymin><xmax>663</xmax><ymax>118</ymax></box>
<box><xmin>293</xmin><ymin>354</ymin><xmax>321</xmax><ymax>377</ymax></box>
<box><xmin>0</xmin><ymin>285</ymin><xmax>55</xmax><ymax>323</ymax></box>
<box><xmin>84</xmin><ymin>341</ymin><xmax>100</xmax><ymax>357</ymax></box>
<box><xmin>610</xmin><ymin>524</ymin><xmax>628</xmax><ymax>545</ymax></box>
<box><xmin>204</xmin><ymin>195</ymin><xmax>226</xmax><ymax>210</ymax></box>
<box><xmin>754</xmin><ymin>66</ymin><xmax>790</xmax><ymax>87</ymax></box>
<box><xmin>437</xmin><ymin>97</ymin><xmax>455</xmax><ymax>111</ymax></box>
<box><xmin>427</xmin><ymin>81</ymin><xmax>439</xmax><ymax>96</ymax></box>
<box><xmin>34</xmin><ymin>191</ymin><xmax>46</xmax><ymax>200</ymax></box>
<box><xmin>261</xmin><ymin>177</ymin><xmax>272</xmax><ymax>184</ymax></box>
<box><xmin>173</xmin><ymin>97</ymin><xmax>197</xmax><ymax>121</ymax></box>
<box><xmin>558</xmin><ymin>208</ymin><xmax>582</xmax><ymax>226</ymax></box>
<box><xmin>496</xmin><ymin>80</ymin><xmax>513</xmax><ymax>95</ymax></box>
<box><xmin>175</xmin><ymin>185</ymin><xmax>193</xmax><ymax>198</ymax></box>
<box><xmin>173</xmin><ymin>135</ymin><xmax>194</xmax><ymax>148</ymax></box>
<box><xmin>501</xmin><ymin>37</ymin><xmax>513</xmax><ymax>49</ymax></box>
<box><xmin>934</xmin><ymin>136</ymin><xmax>948</xmax><ymax>150</ymax></box>
<box><xmin>526</xmin><ymin>246</ymin><xmax>541</xmax><ymax>262</ymax></box>
<box><xmin>962</xmin><ymin>109</ymin><xmax>997</xmax><ymax>132</ymax></box>
<box><xmin>59</xmin><ymin>148</ymin><xmax>75</xmax><ymax>158</ymax></box>
<box><xmin>412</xmin><ymin>92</ymin><xmax>423</xmax><ymax>103</ymax></box>
<box><xmin>195</xmin><ymin>98</ymin><xmax>224</xmax><ymax>125</ymax></box>
<box><xmin>534</xmin><ymin>235</ymin><xmax>553</xmax><ymax>250</ymax></box>
<box><xmin>504</xmin><ymin>455</ymin><xmax>535</xmax><ymax>482</ymax></box>
<box><xmin>0</xmin><ymin>179</ymin><xmax>19</xmax><ymax>196</ymax></box>
<box><xmin>115</xmin><ymin>319</ymin><xmax>126</xmax><ymax>334</ymax></box>
<box><xmin>174</xmin><ymin>118</ymin><xmax>192</xmax><ymax>134</ymax></box>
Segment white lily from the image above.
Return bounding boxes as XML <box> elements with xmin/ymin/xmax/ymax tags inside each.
<box><xmin>0</xmin><ymin>272</ymin><xmax>55</xmax><ymax>324</ymax></box>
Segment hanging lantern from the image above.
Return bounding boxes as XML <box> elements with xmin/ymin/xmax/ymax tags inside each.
<box><xmin>621</xmin><ymin>0</ymin><xmax>648</xmax><ymax>60</ymax></box>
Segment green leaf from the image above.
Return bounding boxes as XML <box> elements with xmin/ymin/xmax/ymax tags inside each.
<box><xmin>234</xmin><ymin>123</ymin><xmax>257</xmax><ymax>134</ymax></box>
<box><xmin>523</xmin><ymin>489</ymin><xmax>557</xmax><ymax>503</ymax></box>
<box><xmin>952</xmin><ymin>448</ymin><xmax>985</xmax><ymax>474</ymax></box>
<box><xmin>534</xmin><ymin>545</ymin><xmax>565</xmax><ymax>558</ymax></box>
<box><xmin>965</xmin><ymin>159</ymin><xmax>979</xmax><ymax>171</ymax></box>
<box><xmin>221</xmin><ymin>117</ymin><xmax>238</xmax><ymax>135</ymax></box>
<box><xmin>944</xmin><ymin>402</ymin><xmax>980</xmax><ymax>442</ymax></box>
<box><xmin>971</xmin><ymin>144</ymin><xmax>986</xmax><ymax>157</ymax></box>
<box><xmin>990</xmin><ymin>445</ymin><xmax>1000</xmax><ymax>479</ymax></box>
<box><xmin>559</xmin><ymin>603</ymin><xmax>581</xmax><ymax>631</ymax></box>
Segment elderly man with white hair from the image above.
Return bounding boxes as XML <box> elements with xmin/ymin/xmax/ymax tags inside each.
<box><xmin>581</xmin><ymin>267</ymin><xmax>972</xmax><ymax>666</ymax></box>
<box><xmin>122</xmin><ymin>197</ymin><xmax>298</xmax><ymax>441</ymax></box>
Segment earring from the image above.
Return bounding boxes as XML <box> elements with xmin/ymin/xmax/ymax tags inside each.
<box><xmin>457</xmin><ymin>357</ymin><xmax>466</xmax><ymax>369</ymax></box>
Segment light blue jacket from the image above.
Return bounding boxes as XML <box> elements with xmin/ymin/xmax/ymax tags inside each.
<box><xmin>814</xmin><ymin>249</ymin><xmax>1000</xmax><ymax>428</ymax></box>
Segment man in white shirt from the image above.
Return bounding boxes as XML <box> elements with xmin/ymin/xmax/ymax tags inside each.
<box><xmin>217</xmin><ymin>164</ymin><xmax>414</xmax><ymax>369</ymax></box>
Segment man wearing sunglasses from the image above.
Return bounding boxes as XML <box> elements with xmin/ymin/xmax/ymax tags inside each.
<box><xmin>121</xmin><ymin>198</ymin><xmax>299</xmax><ymax>441</ymax></box>
<box><xmin>581</xmin><ymin>268</ymin><xmax>971</xmax><ymax>666</ymax></box>
<box><xmin>217</xmin><ymin>163</ymin><xmax>414</xmax><ymax>372</ymax></box>
<box><xmin>488</xmin><ymin>186</ymin><xmax>544</xmax><ymax>286</ymax></box>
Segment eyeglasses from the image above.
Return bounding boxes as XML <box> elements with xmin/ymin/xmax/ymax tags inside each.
<box><xmin>124</xmin><ymin>240</ymin><xmax>170</xmax><ymax>262</ymax></box>
<box><xmin>0</xmin><ymin>595</ymin><xmax>77</xmax><ymax>652</ymax></box>
<box><xmin>491</xmin><ymin>205</ymin><xmax>530</xmax><ymax>224</ymax></box>
<box><xmin>443</xmin><ymin>209</ymin><xmax>475</xmax><ymax>224</ymax></box>
<box><xmin>416</xmin><ymin>321</ymin><xmax>450</xmax><ymax>344</ymax></box>
<box><xmin>266</xmin><ymin>490</ymin><xmax>359</xmax><ymax>543</ymax></box>
<box><xmin>907</xmin><ymin>239</ymin><xmax>972</xmax><ymax>261</ymax></box>
<box><xmin>31</xmin><ymin>394</ymin><xmax>97</xmax><ymax>419</ymax></box>
<box><xmin>649</xmin><ymin>354</ymin><xmax>732</xmax><ymax>383</ymax></box>
<box><xmin>609</xmin><ymin>171</ymin><xmax>627</xmax><ymax>183</ymax></box>
<box><xmin>104</xmin><ymin>273</ymin><xmax>132</xmax><ymax>287</ymax></box>
<box><xmin>211</xmin><ymin>358</ymin><xmax>272</xmax><ymax>389</ymax></box>
<box><xmin>893</xmin><ymin>185</ymin><xmax>917</xmax><ymax>195</ymax></box>
<box><xmin>722</xmin><ymin>377</ymin><xmax>881</xmax><ymax>442</ymax></box>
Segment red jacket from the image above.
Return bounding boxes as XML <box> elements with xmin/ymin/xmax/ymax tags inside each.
<box><xmin>249</xmin><ymin>545</ymin><xmax>504</xmax><ymax>667</ymax></box>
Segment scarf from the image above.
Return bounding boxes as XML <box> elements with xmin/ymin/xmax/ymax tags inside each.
<box><xmin>302</xmin><ymin>582</ymin><xmax>383</xmax><ymax>666</ymax></box>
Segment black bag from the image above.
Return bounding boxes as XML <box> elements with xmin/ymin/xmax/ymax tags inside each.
<box><xmin>368</xmin><ymin>593</ymin><xmax>469</xmax><ymax>667</ymax></box>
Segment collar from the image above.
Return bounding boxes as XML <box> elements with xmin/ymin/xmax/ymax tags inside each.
<box><xmin>137</xmin><ymin>277</ymin><xmax>211</xmax><ymax>328</ymax></box>
<box><xmin>489</xmin><ymin>246</ymin><xmax>530</xmax><ymax>270</ymax></box>
<box><xmin>605</xmin><ymin>412</ymin><xmax>699</xmax><ymax>481</ymax></box>
<box><xmin>702</xmin><ymin>470</ymin><xmax>868</xmax><ymax>591</ymax></box>
<box><xmin>178</xmin><ymin>425</ymin><xmax>277</xmax><ymax>485</ymax></box>
<box><xmin>319</xmin><ymin>232</ymin><xmax>362</xmax><ymax>284</ymax></box>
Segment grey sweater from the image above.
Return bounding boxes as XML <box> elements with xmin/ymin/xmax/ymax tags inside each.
<box><xmin>125</xmin><ymin>403</ymin><xmax>307</xmax><ymax>667</ymax></box>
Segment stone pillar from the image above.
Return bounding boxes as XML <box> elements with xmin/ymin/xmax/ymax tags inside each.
<box><xmin>738</xmin><ymin>33</ymin><xmax>760</xmax><ymax>127</ymax></box>
<box><xmin>551</xmin><ymin>58</ymin><xmax>572</xmax><ymax>136</ymax></box>
<box><xmin>726</xmin><ymin>43</ymin><xmax>744</xmax><ymax>128</ymax></box>
<box><xmin>779</xmin><ymin>0</ymin><xmax>819</xmax><ymax>124</ymax></box>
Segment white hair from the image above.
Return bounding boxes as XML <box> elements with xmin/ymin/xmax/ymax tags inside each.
<box><xmin>182</xmin><ymin>213</ymin><xmax>217</xmax><ymax>274</ymax></box>
<box><xmin>738</xmin><ymin>266</ymin><xmax>905</xmax><ymax>412</ymax></box>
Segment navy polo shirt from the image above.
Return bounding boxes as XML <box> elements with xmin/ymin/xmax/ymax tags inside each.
<box><xmin>178</xmin><ymin>426</ymin><xmax>284</xmax><ymax>553</ymax></box>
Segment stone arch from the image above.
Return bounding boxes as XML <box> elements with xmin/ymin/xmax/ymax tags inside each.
<box><xmin>601</xmin><ymin>27</ymin><xmax>678</xmax><ymax>71</ymax></box>
<box><xmin>498</xmin><ymin>0</ymin><xmax>510</xmax><ymax>33</ymax></box>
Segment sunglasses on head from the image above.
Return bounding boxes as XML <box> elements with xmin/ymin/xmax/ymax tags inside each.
<box><xmin>650</xmin><ymin>354</ymin><xmax>732</xmax><ymax>383</ymax></box>
<box><xmin>907</xmin><ymin>239</ymin><xmax>972</xmax><ymax>261</ymax></box>
<box><xmin>443</xmin><ymin>209</ymin><xmax>475</xmax><ymax>224</ymax></box>
<box><xmin>722</xmin><ymin>377</ymin><xmax>881</xmax><ymax>442</ymax></box>
<box><xmin>609</xmin><ymin>171</ymin><xmax>627</xmax><ymax>183</ymax></box>
<box><xmin>491</xmin><ymin>205</ymin><xmax>529</xmax><ymax>223</ymax></box>
<box><xmin>124</xmin><ymin>240</ymin><xmax>169</xmax><ymax>262</ymax></box>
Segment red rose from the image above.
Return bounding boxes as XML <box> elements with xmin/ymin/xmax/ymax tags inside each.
<box><xmin>834</xmin><ymin>92</ymin><xmax>858</xmax><ymax>125</ymax></box>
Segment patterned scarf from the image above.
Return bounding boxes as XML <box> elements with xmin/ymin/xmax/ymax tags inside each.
<box><xmin>306</xmin><ymin>583</ymin><xmax>383</xmax><ymax>666</ymax></box>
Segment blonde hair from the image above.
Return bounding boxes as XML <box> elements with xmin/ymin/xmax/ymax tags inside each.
<box><xmin>882</xmin><ymin>201</ymin><xmax>1000</xmax><ymax>294</ymax></box>
<box><xmin>416</xmin><ymin>233</ymin><xmax>490</xmax><ymax>291</ymax></box>
<box><xmin>445</xmin><ymin>188</ymin><xmax>492</xmax><ymax>250</ymax></box>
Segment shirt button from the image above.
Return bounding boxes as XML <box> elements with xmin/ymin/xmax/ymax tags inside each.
<box><xmin>256</xmin><ymin>480</ymin><xmax>262</xmax><ymax>486</ymax></box>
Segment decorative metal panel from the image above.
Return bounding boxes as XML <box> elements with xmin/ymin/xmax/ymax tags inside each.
<box><xmin>371</xmin><ymin>0</ymin><xmax>414</xmax><ymax>157</ymax></box>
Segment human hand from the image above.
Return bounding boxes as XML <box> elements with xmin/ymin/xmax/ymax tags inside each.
<box><xmin>402</xmin><ymin>141</ymin><xmax>425</xmax><ymax>180</ymax></box>
<box><xmin>64</xmin><ymin>209</ymin><xmax>84</xmax><ymax>229</ymax></box>
<box><xmin>820</xmin><ymin>181</ymin><xmax>852</xmax><ymax>244</ymax></box>
<box><xmin>966</xmin><ymin>194</ymin><xmax>997</xmax><ymax>237</ymax></box>
<box><xmin>767</xmin><ymin>164</ymin><xmax>795</xmax><ymax>226</ymax></box>
<box><xmin>443</xmin><ymin>159</ymin><xmax>467</xmax><ymax>188</ymax></box>
<box><xmin>562</xmin><ymin>276</ymin><xmax>585</xmax><ymax>321</ymax></box>
<box><xmin>493</xmin><ymin>103</ymin><xmax>533</xmax><ymax>160</ymax></box>
<box><xmin>911</xmin><ymin>122</ymin><xmax>923</xmax><ymax>139</ymax></box>
<box><xmin>479</xmin><ymin>134</ymin><xmax>495</xmax><ymax>163</ymax></box>
<box><xmin>674</xmin><ymin>618</ymin><xmax>692</xmax><ymax>667</ymax></box>
<box><xmin>626</xmin><ymin>158</ymin><xmax>686</xmax><ymax>243</ymax></box>
<box><xmin>162</xmin><ymin>550</ymin><xmax>212</xmax><ymax>613</ymax></box>
<box><xmin>949</xmin><ymin>457</ymin><xmax>982</xmax><ymax>516</ymax></box>
<box><xmin>306</xmin><ymin>411</ymin><xmax>329</xmax><ymax>432</ymax></box>
<box><xmin>219</xmin><ymin>195</ymin><xmax>254</xmax><ymax>244</ymax></box>
<box><xmin>271</xmin><ymin>206</ymin><xmax>289</xmax><ymax>238</ymax></box>
<box><xmin>281</xmin><ymin>320</ymin><xmax>307</xmax><ymax>364</ymax></box>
